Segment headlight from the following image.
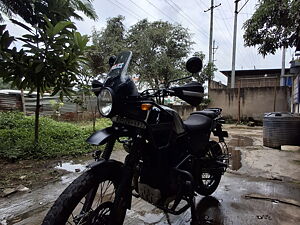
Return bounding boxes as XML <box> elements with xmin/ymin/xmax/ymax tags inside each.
<box><xmin>98</xmin><ymin>88</ymin><xmax>114</xmax><ymax>117</ymax></box>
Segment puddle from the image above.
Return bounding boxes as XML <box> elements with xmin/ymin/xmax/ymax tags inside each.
<box><xmin>229</xmin><ymin>148</ymin><xmax>242</xmax><ymax>171</ymax></box>
<box><xmin>229</xmin><ymin>135</ymin><xmax>253</xmax><ymax>147</ymax></box>
<box><xmin>55</xmin><ymin>161</ymin><xmax>87</xmax><ymax>172</ymax></box>
<box><xmin>227</xmin><ymin>135</ymin><xmax>252</xmax><ymax>171</ymax></box>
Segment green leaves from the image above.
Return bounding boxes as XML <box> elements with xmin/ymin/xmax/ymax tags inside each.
<box><xmin>89</xmin><ymin>17</ymin><xmax>194</xmax><ymax>89</ymax></box>
<box><xmin>45</xmin><ymin>20</ymin><xmax>75</xmax><ymax>37</ymax></box>
<box><xmin>53</xmin><ymin>21</ymin><xmax>73</xmax><ymax>35</ymax></box>
<box><xmin>243</xmin><ymin>0</ymin><xmax>299</xmax><ymax>56</ymax></box>
<box><xmin>35</xmin><ymin>63</ymin><xmax>44</xmax><ymax>73</ymax></box>
<box><xmin>73</xmin><ymin>32</ymin><xmax>89</xmax><ymax>51</ymax></box>
<box><xmin>0</xmin><ymin>17</ymin><xmax>89</xmax><ymax>96</ymax></box>
<box><xmin>126</xmin><ymin>19</ymin><xmax>193</xmax><ymax>88</ymax></box>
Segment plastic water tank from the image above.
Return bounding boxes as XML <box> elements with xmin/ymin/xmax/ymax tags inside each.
<box><xmin>263</xmin><ymin>112</ymin><xmax>300</xmax><ymax>149</ymax></box>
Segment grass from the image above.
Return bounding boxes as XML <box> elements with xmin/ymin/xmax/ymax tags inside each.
<box><xmin>0</xmin><ymin>112</ymin><xmax>114</xmax><ymax>160</ymax></box>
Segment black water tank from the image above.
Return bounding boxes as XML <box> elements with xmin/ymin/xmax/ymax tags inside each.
<box><xmin>263</xmin><ymin>112</ymin><xmax>300</xmax><ymax>149</ymax></box>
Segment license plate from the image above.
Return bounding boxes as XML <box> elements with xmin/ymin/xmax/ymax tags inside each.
<box><xmin>112</xmin><ymin>116</ymin><xmax>146</xmax><ymax>129</ymax></box>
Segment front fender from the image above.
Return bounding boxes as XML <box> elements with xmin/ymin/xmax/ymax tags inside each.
<box><xmin>87</xmin><ymin>158</ymin><xmax>123</xmax><ymax>171</ymax></box>
<box><xmin>86</xmin><ymin>126</ymin><xmax>115</xmax><ymax>145</ymax></box>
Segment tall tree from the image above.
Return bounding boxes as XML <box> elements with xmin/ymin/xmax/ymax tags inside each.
<box><xmin>243</xmin><ymin>0</ymin><xmax>300</xmax><ymax>56</ymax></box>
<box><xmin>127</xmin><ymin>19</ymin><xmax>193</xmax><ymax>89</ymax></box>
<box><xmin>89</xmin><ymin>16</ymin><xmax>213</xmax><ymax>89</ymax></box>
<box><xmin>88</xmin><ymin>15</ymin><xmax>126</xmax><ymax>75</ymax></box>
<box><xmin>193</xmin><ymin>51</ymin><xmax>217</xmax><ymax>84</ymax></box>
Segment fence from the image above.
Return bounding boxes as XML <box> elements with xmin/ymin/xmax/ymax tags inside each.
<box><xmin>0</xmin><ymin>92</ymin><xmax>206</xmax><ymax>120</ymax></box>
<box><xmin>0</xmin><ymin>92</ymin><xmax>98</xmax><ymax>120</ymax></box>
<box><xmin>0</xmin><ymin>93</ymin><xmax>22</xmax><ymax>111</ymax></box>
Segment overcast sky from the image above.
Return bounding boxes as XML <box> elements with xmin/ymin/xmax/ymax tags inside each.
<box><xmin>5</xmin><ymin>0</ymin><xmax>296</xmax><ymax>84</ymax></box>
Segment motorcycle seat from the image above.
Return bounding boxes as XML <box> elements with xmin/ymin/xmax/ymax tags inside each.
<box><xmin>183</xmin><ymin>114</ymin><xmax>212</xmax><ymax>132</ymax></box>
<box><xmin>191</xmin><ymin>110</ymin><xmax>219</xmax><ymax>119</ymax></box>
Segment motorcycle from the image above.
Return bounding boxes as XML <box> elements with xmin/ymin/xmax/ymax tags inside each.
<box><xmin>42</xmin><ymin>51</ymin><xmax>229</xmax><ymax>225</ymax></box>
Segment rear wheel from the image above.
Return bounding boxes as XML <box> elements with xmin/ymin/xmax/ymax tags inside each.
<box><xmin>42</xmin><ymin>162</ymin><xmax>126</xmax><ymax>225</ymax></box>
<box><xmin>196</xmin><ymin>141</ymin><xmax>223</xmax><ymax>196</ymax></box>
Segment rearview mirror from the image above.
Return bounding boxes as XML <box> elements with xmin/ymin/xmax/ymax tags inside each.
<box><xmin>186</xmin><ymin>56</ymin><xmax>203</xmax><ymax>74</ymax></box>
<box><xmin>108</xmin><ymin>55</ymin><xmax>116</xmax><ymax>68</ymax></box>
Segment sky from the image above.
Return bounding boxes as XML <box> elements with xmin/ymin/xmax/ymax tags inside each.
<box><xmin>5</xmin><ymin>0</ymin><xmax>297</xmax><ymax>84</ymax></box>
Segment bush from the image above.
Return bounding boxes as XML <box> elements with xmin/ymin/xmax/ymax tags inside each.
<box><xmin>0</xmin><ymin>112</ymin><xmax>111</xmax><ymax>160</ymax></box>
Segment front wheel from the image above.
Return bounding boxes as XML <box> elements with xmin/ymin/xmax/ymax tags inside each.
<box><xmin>42</xmin><ymin>161</ymin><xmax>126</xmax><ymax>225</ymax></box>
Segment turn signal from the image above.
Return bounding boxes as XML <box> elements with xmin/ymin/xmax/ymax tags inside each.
<box><xmin>141</xmin><ymin>103</ymin><xmax>153</xmax><ymax>111</ymax></box>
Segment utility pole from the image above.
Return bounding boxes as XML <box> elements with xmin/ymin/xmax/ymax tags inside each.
<box><xmin>205</xmin><ymin>0</ymin><xmax>221</xmax><ymax>64</ymax></box>
<box><xmin>231</xmin><ymin>0</ymin><xmax>249</xmax><ymax>88</ymax></box>
<box><xmin>231</xmin><ymin>0</ymin><xmax>240</xmax><ymax>88</ymax></box>
<box><xmin>205</xmin><ymin>1</ymin><xmax>221</xmax><ymax>93</ymax></box>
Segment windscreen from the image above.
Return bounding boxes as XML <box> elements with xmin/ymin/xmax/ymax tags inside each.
<box><xmin>104</xmin><ymin>51</ymin><xmax>138</xmax><ymax>97</ymax></box>
<box><xmin>107</xmin><ymin>51</ymin><xmax>132</xmax><ymax>78</ymax></box>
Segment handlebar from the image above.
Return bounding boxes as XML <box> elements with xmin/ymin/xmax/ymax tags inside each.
<box><xmin>141</xmin><ymin>87</ymin><xmax>204</xmax><ymax>98</ymax></box>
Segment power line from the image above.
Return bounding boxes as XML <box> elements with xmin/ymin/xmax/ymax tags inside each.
<box><xmin>127</xmin><ymin>0</ymin><xmax>156</xmax><ymax>20</ymax></box>
<box><xmin>105</xmin><ymin>0</ymin><xmax>141</xmax><ymax>20</ymax></box>
<box><xmin>114</xmin><ymin>0</ymin><xmax>144</xmax><ymax>19</ymax></box>
<box><xmin>193</xmin><ymin>0</ymin><xmax>206</xmax><ymax>11</ymax></box>
<box><xmin>238</xmin><ymin>0</ymin><xmax>250</xmax><ymax>13</ymax></box>
<box><xmin>164</xmin><ymin>0</ymin><xmax>208</xmax><ymax>39</ymax></box>
<box><xmin>142</xmin><ymin>0</ymin><xmax>208</xmax><ymax>46</ymax></box>
<box><xmin>196</xmin><ymin>0</ymin><xmax>209</xmax><ymax>9</ymax></box>
<box><xmin>215</xmin><ymin>4</ymin><xmax>246</xmax><ymax>68</ymax></box>
<box><xmin>144</xmin><ymin>0</ymin><xmax>178</xmax><ymax>24</ymax></box>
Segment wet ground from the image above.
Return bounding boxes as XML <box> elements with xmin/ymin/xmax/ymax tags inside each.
<box><xmin>0</xmin><ymin>125</ymin><xmax>300</xmax><ymax>225</ymax></box>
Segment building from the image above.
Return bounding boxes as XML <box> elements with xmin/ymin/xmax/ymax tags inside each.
<box><xmin>290</xmin><ymin>55</ymin><xmax>300</xmax><ymax>113</ymax></box>
<box><xmin>220</xmin><ymin>68</ymin><xmax>292</xmax><ymax>88</ymax></box>
<box><xmin>208</xmin><ymin>69</ymin><xmax>292</xmax><ymax>121</ymax></box>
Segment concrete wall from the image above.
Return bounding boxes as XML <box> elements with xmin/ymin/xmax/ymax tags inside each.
<box><xmin>208</xmin><ymin>87</ymin><xmax>291</xmax><ymax>121</ymax></box>
<box><xmin>168</xmin><ymin>104</ymin><xmax>206</xmax><ymax>120</ymax></box>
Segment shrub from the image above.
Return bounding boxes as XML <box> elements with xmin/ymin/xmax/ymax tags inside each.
<box><xmin>0</xmin><ymin>112</ymin><xmax>111</xmax><ymax>160</ymax></box>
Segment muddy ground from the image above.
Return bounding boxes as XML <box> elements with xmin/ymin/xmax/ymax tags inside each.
<box><xmin>0</xmin><ymin>125</ymin><xmax>300</xmax><ymax>225</ymax></box>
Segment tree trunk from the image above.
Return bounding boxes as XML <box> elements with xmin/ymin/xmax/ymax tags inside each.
<box><xmin>20</xmin><ymin>88</ymin><xmax>26</xmax><ymax>115</ymax></box>
<box><xmin>34</xmin><ymin>86</ymin><xmax>41</xmax><ymax>145</ymax></box>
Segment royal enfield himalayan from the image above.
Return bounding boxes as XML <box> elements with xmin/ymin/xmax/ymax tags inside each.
<box><xmin>42</xmin><ymin>51</ymin><xmax>229</xmax><ymax>225</ymax></box>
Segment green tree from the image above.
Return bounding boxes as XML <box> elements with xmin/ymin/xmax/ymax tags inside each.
<box><xmin>0</xmin><ymin>0</ymin><xmax>97</xmax><ymax>145</ymax></box>
<box><xmin>127</xmin><ymin>19</ymin><xmax>193</xmax><ymax>89</ymax></box>
<box><xmin>0</xmin><ymin>77</ymin><xmax>12</xmax><ymax>89</ymax></box>
<box><xmin>88</xmin><ymin>15</ymin><xmax>126</xmax><ymax>75</ymax></box>
<box><xmin>192</xmin><ymin>51</ymin><xmax>217</xmax><ymax>84</ymax></box>
<box><xmin>89</xmin><ymin>17</ymin><xmax>213</xmax><ymax>88</ymax></box>
<box><xmin>0</xmin><ymin>0</ymin><xmax>98</xmax><ymax>24</ymax></box>
<box><xmin>0</xmin><ymin>22</ymin><xmax>89</xmax><ymax>144</ymax></box>
<box><xmin>243</xmin><ymin>0</ymin><xmax>300</xmax><ymax>56</ymax></box>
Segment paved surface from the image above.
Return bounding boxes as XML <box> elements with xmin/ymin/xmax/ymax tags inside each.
<box><xmin>1</xmin><ymin>125</ymin><xmax>300</xmax><ymax>225</ymax></box>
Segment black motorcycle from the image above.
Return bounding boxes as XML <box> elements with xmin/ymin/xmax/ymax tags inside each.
<box><xmin>42</xmin><ymin>51</ymin><xmax>229</xmax><ymax>225</ymax></box>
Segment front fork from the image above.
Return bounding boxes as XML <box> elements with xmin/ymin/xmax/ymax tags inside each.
<box><xmin>110</xmin><ymin>134</ymin><xmax>143</xmax><ymax>225</ymax></box>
